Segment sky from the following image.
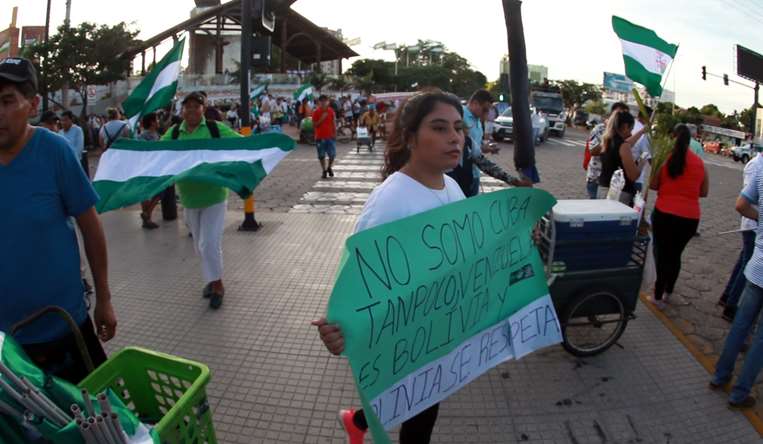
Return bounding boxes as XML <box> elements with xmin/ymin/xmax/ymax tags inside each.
<box><xmin>2</xmin><ymin>0</ymin><xmax>761</xmax><ymax>114</ymax></box>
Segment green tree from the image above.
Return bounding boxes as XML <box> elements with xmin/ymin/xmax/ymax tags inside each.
<box><xmin>329</xmin><ymin>75</ymin><xmax>352</xmax><ymax>93</ymax></box>
<box><xmin>699</xmin><ymin>104</ymin><xmax>724</xmax><ymax>119</ymax></box>
<box><xmin>739</xmin><ymin>106</ymin><xmax>758</xmax><ymax>133</ymax></box>
<box><xmin>353</xmin><ymin>72</ymin><xmax>377</xmax><ymax>95</ymax></box>
<box><xmin>24</xmin><ymin>22</ymin><xmax>138</xmax><ymax>116</ymax></box>
<box><xmin>347</xmin><ymin>59</ymin><xmax>395</xmax><ymax>90</ymax></box>
<box><xmin>584</xmin><ymin>100</ymin><xmax>606</xmax><ymax>116</ymax></box>
<box><xmin>308</xmin><ymin>71</ymin><xmax>330</xmax><ymax>92</ymax></box>
<box><xmin>556</xmin><ymin>80</ymin><xmax>602</xmax><ymax>113</ymax></box>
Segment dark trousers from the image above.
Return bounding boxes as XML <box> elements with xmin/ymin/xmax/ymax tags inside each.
<box><xmin>356</xmin><ymin>403</ymin><xmax>440</xmax><ymax>443</ymax></box>
<box><xmin>651</xmin><ymin>208</ymin><xmax>699</xmax><ymax>300</ymax></box>
<box><xmin>21</xmin><ymin>316</ymin><xmax>108</xmax><ymax>385</ymax></box>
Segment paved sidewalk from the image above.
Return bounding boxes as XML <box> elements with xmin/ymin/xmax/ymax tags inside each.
<box><xmin>100</xmin><ymin>206</ymin><xmax>761</xmax><ymax>443</ymax></box>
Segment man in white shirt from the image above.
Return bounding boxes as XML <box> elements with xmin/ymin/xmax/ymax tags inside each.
<box><xmin>719</xmin><ymin>147</ymin><xmax>763</xmax><ymax>321</ymax></box>
<box><xmin>630</xmin><ymin>107</ymin><xmax>653</xmax><ymax>200</ymax></box>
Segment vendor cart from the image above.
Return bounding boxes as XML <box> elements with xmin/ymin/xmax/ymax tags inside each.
<box><xmin>537</xmin><ymin>200</ymin><xmax>649</xmax><ymax>357</ymax></box>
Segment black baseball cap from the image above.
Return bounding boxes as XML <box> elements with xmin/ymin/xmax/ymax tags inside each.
<box><xmin>0</xmin><ymin>57</ymin><xmax>38</xmax><ymax>91</ymax></box>
<box><xmin>182</xmin><ymin>91</ymin><xmax>207</xmax><ymax>106</ymax></box>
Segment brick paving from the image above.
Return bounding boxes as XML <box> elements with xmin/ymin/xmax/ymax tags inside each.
<box><xmin>88</xmin><ymin>126</ymin><xmax>763</xmax><ymax>442</ymax></box>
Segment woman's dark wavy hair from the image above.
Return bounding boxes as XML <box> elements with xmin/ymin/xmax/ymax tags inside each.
<box><xmin>382</xmin><ymin>90</ymin><xmax>463</xmax><ymax>179</ymax></box>
<box><xmin>667</xmin><ymin>124</ymin><xmax>691</xmax><ymax>179</ymax></box>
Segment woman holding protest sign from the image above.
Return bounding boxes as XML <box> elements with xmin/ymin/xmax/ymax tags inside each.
<box><xmin>312</xmin><ymin>90</ymin><xmax>467</xmax><ymax>444</ymax></box>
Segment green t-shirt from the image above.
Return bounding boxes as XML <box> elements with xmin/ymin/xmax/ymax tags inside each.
<box><xmin>161</xmin><ymin>118</ymin><xmax>244</xmax><ymax>209</ymax></box>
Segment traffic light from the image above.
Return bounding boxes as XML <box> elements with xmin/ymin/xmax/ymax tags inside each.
<box><xmin>723</xmin><ymin>74</ymin><xmax>729</xmax><ymax>86</ymax></box>
<box><xmin>701</xmin><ymin>66</ymin><xmax>706</xmax><ymax>81</ymax></box>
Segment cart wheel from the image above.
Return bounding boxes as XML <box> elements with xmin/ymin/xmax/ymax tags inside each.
<box><xmin>561</xmin><ymin>289</ymin><xmax>628</xmax><ymax>357</ymax></box>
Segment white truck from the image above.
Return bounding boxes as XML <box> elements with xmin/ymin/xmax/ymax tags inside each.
<box><xmin>530</xmin><ymin>89</ymin><xmax>566</xmax><ymax>137</ymax></box>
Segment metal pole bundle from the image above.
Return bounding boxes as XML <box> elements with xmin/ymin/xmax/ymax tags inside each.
<box><xmin>0</xmin><ymin>361</ymin><xmax>129</xmax><ymax>444</ymax></box>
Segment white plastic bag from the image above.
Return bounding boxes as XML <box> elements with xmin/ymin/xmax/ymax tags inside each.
<box><xmin>607</xmin><ymin>169</ymin><xmax>625</xmax><ymax>201</ymax></box>
<box><xmin>641</xmin><ymin>238</ymin><xmax>656</xmax><ymax>293</ymax></box>
<box><xmin>633</xmin><ymin>191</ymin><xmax>646</xmax><ymax>222</ymax></box>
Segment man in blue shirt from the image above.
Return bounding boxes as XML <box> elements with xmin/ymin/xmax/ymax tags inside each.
<box><xmin>0</xmin><ymin>57</ymin><xmax>116</xmax><ymax>384</ymax></box>
<box><xmin>456</xmin><ymin>89</ymin><xmax>529</xmax><ymax>197</ymax></box>
<box><xmin>59</xmin><ymin>110</ymin><xmax>84</xmax><ymax>161</ymax></box>
<box><xmin>711</xmin><ymin>166</ymin><xmax>763</xmax><ymax>408</ymax></box>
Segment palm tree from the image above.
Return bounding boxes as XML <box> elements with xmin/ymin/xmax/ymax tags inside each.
<box><xmin>329</xmin><ymin>75</ymin><xmax>352</xmax><ymax>93</ymax></box>
<box><xmin>308</xmin><ymin>71</ymin><xmax>330</xmax><ymax>93</ymax></box>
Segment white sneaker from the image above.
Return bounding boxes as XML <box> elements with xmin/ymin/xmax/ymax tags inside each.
<box><xmin>648</xmin><ymin>295</ymin><xmax>666</xmax><ymax>310</ymax></box>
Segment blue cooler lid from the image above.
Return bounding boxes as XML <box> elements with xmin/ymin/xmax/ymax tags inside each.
<box><xmin>552</xmin><ymin>199</ymin><xmax>638</xmax><ymax>223</ymax></box>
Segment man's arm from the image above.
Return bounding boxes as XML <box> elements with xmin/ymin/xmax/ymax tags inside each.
<box><xmin>737</xmin><ymin>195</ymin><xmax>758</xmax><ymax>221</ymax></box>
<box><xmin>472</xmin><ymin>153</ymin><xmax>522</xmax><ymax>186</ymax></box>
<box><xmin>76</xmin><ymin>208</ymin><xmax>117</xmax><ymax>341</ymax></box>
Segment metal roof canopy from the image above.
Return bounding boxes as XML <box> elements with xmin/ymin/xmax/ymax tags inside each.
<box><xmin>128</xmin><ymin>0</ymin><xmax>357</xmax><ymax>65</ymax></box>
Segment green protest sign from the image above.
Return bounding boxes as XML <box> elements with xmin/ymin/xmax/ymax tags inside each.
<box><xmin>326</xmin><ymin>188</ymin><xmax>561</xmax><ymax>443</ymax></box>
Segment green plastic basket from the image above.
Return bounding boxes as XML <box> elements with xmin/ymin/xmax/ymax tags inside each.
<box><xmin>78</xmin><ymin>347</ymin><xmax>217</xmax><ymax>444</ymax></box>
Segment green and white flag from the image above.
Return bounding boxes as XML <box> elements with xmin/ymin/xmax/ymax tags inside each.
<box><xmin>123</xmin><ymin>38</ymin><xmax>186</xmax><ymax>131</ymax></box>
<box><xmin>612</xmin><ymin>16</ymin><xmax>678</xmax><ymax>98</ymax></box>
<box><xmin>93</xmin><ymin>133</ymin><xmax>295</xmax><ymax>213</ymax></box>
<box><xmin>250</xmin><ymin>83</ymin><xmax>268</xmax><ymax>100</ymax></box>
<box><xmin>293</xmin><ymin>83</ymin><xmax>314</xmax><ymax>102</ymax></box>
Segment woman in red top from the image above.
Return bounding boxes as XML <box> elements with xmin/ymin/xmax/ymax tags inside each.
<box><xmin>649</xmin><ymin>124</ymin><xmax>710</xmax><ymax>309</ymax></box>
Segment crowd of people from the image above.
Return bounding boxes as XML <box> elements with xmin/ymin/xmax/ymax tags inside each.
<box><xmin>5</xmin><ymin>49</ymin><xmax>763</xmax><ymax>443</ymax></box>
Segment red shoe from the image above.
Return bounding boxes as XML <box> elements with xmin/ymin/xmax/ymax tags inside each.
<box><xmin>338</xmin><ymin>409</ymin><xmax>366</xmax><ymax>444</ymax></box>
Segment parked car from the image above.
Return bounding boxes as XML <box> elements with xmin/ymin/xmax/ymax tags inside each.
<box><xmin>573</xmin><ymin>110</ymin><xmax>589</xmax><ymax>127</ymax></box>
<box><xmin>492</xmin><ymin>106</ymin><xmax>549</xmax><ymax>145</ymax></box>
<box><xmin>732</xmin><ymin>143</ymin><xmax>763</xmax><ymax>163</ymax></box>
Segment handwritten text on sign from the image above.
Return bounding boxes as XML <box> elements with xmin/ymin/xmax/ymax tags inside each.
<box><xmin>326</xmin><ymin>188</ymin><xmax>560</xmax><ymax>437</ymax></box>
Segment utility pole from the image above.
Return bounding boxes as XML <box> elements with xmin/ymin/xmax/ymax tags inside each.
<box><xmin>502</xmin><ymin>0</ymin><xmax>536</xmax><ymax>182</ymax></box>
<box><xmin>753</xmin><ymin>82</ymin><xmax>760</xmax><ymax>142</ymax></box>
<box><xmin>240</xmin><ymin>0</ymin><xmax>253</xmax><ymax>129</ymax></box>
<box><xmin>42</xmin><ymin>0</ymin><xmax>52</xmax><ymax>111</ymax></box>
<box><xmin>62</xmin><ymin>0</ymin><xmax>72</xmax><ymax>110</ymax></box>
<box><xmin>65</xmin><ymin>0</ymin><xmax>72</xmax><ymax>27</ymax></box>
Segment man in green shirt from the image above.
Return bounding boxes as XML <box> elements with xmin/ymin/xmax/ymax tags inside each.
<box><xmin>162</xmin><ymin>91</ymin><xmax>242</xmax><ymax>309</ymax></box>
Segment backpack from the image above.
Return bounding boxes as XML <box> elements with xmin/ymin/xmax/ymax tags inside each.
<box><xmin>171</xmin><ymin>120</ymin><xmax>221</xmax><ymax>140</ymax></box>
<box><xmin>446</xmin><ymin>138</ymin><xmax>476</xmax><ymax>197</ymax></box>
<box><xmin>103</xmin><ymin>122</ymin><xmax>127</xmax><ymax>149</ymax></box>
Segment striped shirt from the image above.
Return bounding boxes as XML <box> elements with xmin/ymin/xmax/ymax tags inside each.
<box><xmin>742</xmin><ymin>167</ymin><xmax>763</xmax><ymax>287</ymax></box>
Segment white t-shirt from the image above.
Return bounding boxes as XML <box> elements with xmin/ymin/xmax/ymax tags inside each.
<box><xmin>354</xmin><ymin>172</ymin><xmax>466</xmax><ymax>233</ymax></box>
<box><xmin>631</xmin><ymin>120</ymin><xmax>652</xmax><ymax>185</ymax></box>
<box><xmin>742</xmin><ymin>153</ymin><xmax>763</xmax><ymax>230</ymax></box>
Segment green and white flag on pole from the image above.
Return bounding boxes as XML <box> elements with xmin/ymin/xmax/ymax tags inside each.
<box><xmin>93</xmin><ymin>133</ymin><xmax>295</xmax><ymax>213</ymax></box>
<box><xmin>123</xmin><ymin>38</ymin><xmax>186</xmax><ymax>131</ymax></box>
<box><xmin>250</xmin><ymin>83</ymin><xmax>268</xmax><ymax>100</ymax></box>
<box><xmin>293</xmin><ymin>83</ymin><xmax>314</xmax><ymax>102</ymax></box>
<box><xmin>612</xmin><ymin>16</ymin><xmax>678</xmax><ymax>98</ymax></box>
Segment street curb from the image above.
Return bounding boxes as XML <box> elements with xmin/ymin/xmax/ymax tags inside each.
<box><xmin>639</xmin><ymin>293</ymin><xmax>763</xmax><ymax>436</ymax></box>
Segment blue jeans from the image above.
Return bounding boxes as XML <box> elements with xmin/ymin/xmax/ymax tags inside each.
<box><xmin>722</xmin><ymin>231</ymin><xmax>757</xmax><ymax>307</ymax></box>
<box><xmin>586</xmin><ymin>180</ymin><xmax>598</xmax><ymax>199</ymax></box>
<box><xmin>713</xmin><ymin>281</ymin><xmax>763</xmax><ymax>402</ymax></box>
<box><xmin>316</xmin><ymin>139</ymin><xmax>336</xmax><ymax>160</ymax></box>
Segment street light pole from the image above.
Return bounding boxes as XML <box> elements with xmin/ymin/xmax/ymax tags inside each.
<box><xmin>42</xmin><ymin>0</ymin><xmax>52</xmax><ymax>111</ymax></box>
<box><xmin>240</xmin><ymin>0</ymin><xmax>253</xmax><ymax>129</ymax></box>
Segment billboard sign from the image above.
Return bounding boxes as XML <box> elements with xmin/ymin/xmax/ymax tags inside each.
<box><xmin>737</xmin><ymin>45</ymin><xmax>763</xmax><ymax>84</ymax></box>
<box><xmin>21</xmin><ymin>26</ymin><xmax>45</xmax><ymax>47</ymax></box>
<box><xmin>603</xmin><ymin>72</ymin><xmax>634</xmax><ymax>93</ymax></box>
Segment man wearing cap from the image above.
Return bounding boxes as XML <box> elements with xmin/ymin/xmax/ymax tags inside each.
<box><xmin>0</xmin><ymin>57</ymin><xmax>116</xmax><ymax>384</ymax></box>
<box><xmin>162</xmin><ymin>91</ymin><xmax>242</xmax><ymax>309</ymax></box>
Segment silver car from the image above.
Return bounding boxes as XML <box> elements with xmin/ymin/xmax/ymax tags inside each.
<box><xmin>492</xmin><ymin>106</ymin><xmax>550</xmax><ymax>145</ymax></box>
